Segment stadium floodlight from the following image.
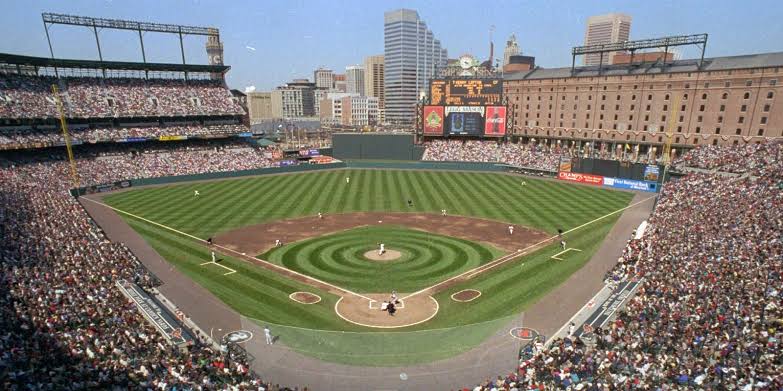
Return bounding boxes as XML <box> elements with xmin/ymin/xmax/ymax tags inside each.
<box><xmin>41</xmin><ymin>12</ymin><xmax>220</xmax><ymax>69</ymax></box>
<box><xmin>570</xmin><ymin>33</ymin><xmax>708</xmax><ymax>74</ymax></box>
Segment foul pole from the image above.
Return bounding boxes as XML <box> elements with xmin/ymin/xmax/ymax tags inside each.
<box><xmin>52</xmin><ymin>84</ymin><xmax>80</xmax><ymax>188</ymax></box>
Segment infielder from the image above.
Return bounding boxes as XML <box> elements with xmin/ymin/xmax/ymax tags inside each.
<box><xmin>508</xmin><ymin>225</ymin><xmax>514</xmax><ymax>235</ymax></box>
<box><xmin>441</xmin><ymin>209</ymin><xmax>447</xmax><ymax>216</ymax></box>
<box><xmin>275</xmin><ymin>239</ymin><xmax>282</xmax><ymax>247</ymax></box>
<box><xmin>318</xmin><ymin>212</ymin><xmax>323</xmax><ymax>219</ymax></box>
<box><xmin>264</xmin><ymin>326</ymin><xmax>273</xmax><ymax>345</ymax></box>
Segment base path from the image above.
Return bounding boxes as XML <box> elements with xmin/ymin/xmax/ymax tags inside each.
<box><xmin>214</xmin><ymin>212</ymin><xmax>549</xmax><ymax>255</ymax></box>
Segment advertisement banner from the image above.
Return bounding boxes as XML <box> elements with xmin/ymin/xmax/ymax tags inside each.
<box><xmin>446</xmin><ymin>106</ymin><xmax>485</xmax><ymax>136</ymax></box>
<box><xmin>423</xmin><ymin>106</ymin><xmax>445</xmax><ymax>135</ymax></box>
<box><xmin>603</xmin><ymin>177</ymin><xmax>658</xmax><ymax>192</ymax></box>
<box><xmin>484</xmin><ymin>106</ymin><xmax>507</xmax><ymax>136</ymax></box>
<box><xmin>279</xmin><ymin>160</ymin><xmax>298</xmax><ymax>167</ymax></box>
<box><xmin>643</xmin><ymin>165</ymin><xmax>660</xmax><ymax>182</ymax></box>
<box><xmin>119</xmin><ymin>137</ymin><xmax>149</xmax><ymax>143</ymax></box>
<box><xmin>159</xmin><ymin>135</ymin><xmax>187</xmax><ymax>141</ymax></box>
<box><xmin>237</xmin><ymin>132</ymin><xmax>252</xmax><ymax>137</ymax></box>
<box><xmin>557</xmin><ymin>171</ymin><xmax>604</xmax><ymax>185</ymax></box>
<box><xmin>559</xmin><ymin>157</ymin><xmax>573</xmax><ymax>173</ymax></box>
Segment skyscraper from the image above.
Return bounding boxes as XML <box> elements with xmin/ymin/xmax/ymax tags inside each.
<box><xmin>503</xmin><ymin>34</ymin><xmax>520</xmax><ymax>67</ymax></box>
<box><xmin>313</xmin><ymin>68</ymin><xmax>334</xmax><ymax>89</ymax></box>
<box><xmin>364</xmin><ymin>55</ymin><xmax>385</xmax><ymax>120</ymax></box>
<box><xmin>583</xmin><ymin>13</ymin><xmax>632</xmax><ymax>66</ymax></box>
<box><xmin>384</xmin><ymin>9</ymin><xmax>447</xmax><ymax>125</ymax></box>
<box><xmin>345</xmin><ymin>65</ymin><xmax>365</xmax><ymax>95</ymax></box>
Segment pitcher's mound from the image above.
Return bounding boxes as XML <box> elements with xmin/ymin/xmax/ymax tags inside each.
<box><xmin>335</xmin><ymin>294</ymin><xmax>439</xmax><ymax>328</ymax></box>
<box><xmin>363</xmin><ymin>249</ymin><xmax>402</xmax><ymax>262</ymax></box>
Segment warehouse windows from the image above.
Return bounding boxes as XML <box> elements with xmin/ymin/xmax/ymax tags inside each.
<box><xmin>764</xmin><ymin>104</ymin><xmax>770</xmax><ymax>112</ymax></box>
<box><xmin>741</xmin><ymin>105</ymin><xmax>747</xmax><ymax>112</ymax></box>
<box><xmin>722</xmin><ymin>92</ymin><xmax>728</xmax><ymax>99</ymax></box>
<box><xmin>738</xmin><ymin>116</ymin><xmax>744</xmax><ymax>124</ymax></box>
<box><xmin>761</xmin><ymin>116</ymin><xmax>767</xmax><ymax>124</ymax></box>
<box><xmin>736</xmin><ymin>128</ymin><xmax>742</xmax><ymax>135</ymax></box>
<box><xmin>743</xmin><ymin>92</ymin><xmax>750</xmax><ymax>99</ymax></box>
<box><xmin>768</xmin><ymin>91</ymin><xmax>775</xmax><ymax>99</ymax></box>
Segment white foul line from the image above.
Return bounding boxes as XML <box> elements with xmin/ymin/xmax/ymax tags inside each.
<box><xmin>200</xmin><ymin>261</ymin><xmax>237</xmax><ymax>275</ymax></box>
<box><xmin>550</xmin><ymin>248</ymin><xmax>582</xmax><ymax>261</ymax></box>
<box><xmin>400</xmin><ymin>195</ymin><xmax>657</xmax><ymax>301</ymax></box>
<box><xmin>80</xmin><ymin>196</ymin><xmax>374</xmax><ymax>301</ymax></box>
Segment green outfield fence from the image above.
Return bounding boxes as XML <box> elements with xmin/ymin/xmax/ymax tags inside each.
<box><xmin>253</xmin><ymin>313</ymin><xmax>522</xmax><ymax>366</ymax></box>
<box><xmin>70</xmin><ymin>160</ymin><xmax>518</xmax><ymax>197</ymax></box>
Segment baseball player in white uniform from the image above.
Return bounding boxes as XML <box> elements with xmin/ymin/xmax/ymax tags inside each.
<box><xmin>379</xmin><ymin>243</ymin><xmax>385</xmax><ymax>255</ymax></box>
<box><xmin>194</xmin><ymin>190</ymin><xmax>200</xmax><ymax>197</ymax></box>
<box><xmin>211</xmin><ymin>251</ymin><xmax>216</xmax><ymax>263</ymax></box>
<box><xmin>346</xmin><ymin>177</ymin><xmax>350</xmax><ymax>184</ymax></box>
<box><xmin>264</xmin><ymin>326</ymin><xmax>273</xmax><ymax>345</ymax></box>
<box><xmin>508</xmin><ymin>225</ymin><xmax>514</xmax><ymax>235</ymax></box>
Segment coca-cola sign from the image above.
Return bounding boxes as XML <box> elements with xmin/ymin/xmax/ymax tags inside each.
<box><xmin>484</xmin><ymin>106</ymin><xmax>506</xmax><ymax>136</ymax></box>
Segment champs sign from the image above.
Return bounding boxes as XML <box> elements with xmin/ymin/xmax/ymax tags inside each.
<box><xmin>557</xmin><ymin>171</ymin><xmax>603</xmax><ymax>185</ymax></box>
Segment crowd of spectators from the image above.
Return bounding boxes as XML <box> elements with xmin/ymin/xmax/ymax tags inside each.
<box><xmin>465</xmin><ymin>142</ymin><xmax>782</xmax><ymax>390</ymax></box>
<box><xmin>673</xmin><ymin>142</ymin><xmax>782</xmax><ymax>175</ymax></box>
<box><xmin>0</xmin><ymin>124</ymin><xmax>251</xmax><ymax>149</ymax></box>
<box><xmin>0</xmin><ymin>139</ymin><xmax>278</xmax><ymax>187</ymax></box>
<box><xmin>0</xmin><ymin>74</ymin><xmax>244</xmax><ymax>119</ymax></box>
<box><xmin>0</xmin><ymin>140</ymin><xmax>303</xmax><ymax>389</ymax></box>
<box><xmin>423</xmin><ymin>139</ymin><xmax>576</xmax><ymax>171</ymax></box>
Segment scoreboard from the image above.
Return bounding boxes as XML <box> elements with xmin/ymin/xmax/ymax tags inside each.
<box><xmin>430</xmin><ymin>79</ymin><xmax>503</xmax><ymax>106</ymax></box>
<box><xmin>423</xmin><ymin>78</ymin><xmax>506</xmax><ymax>137</ymax></box>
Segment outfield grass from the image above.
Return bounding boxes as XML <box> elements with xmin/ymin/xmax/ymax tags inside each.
<box><xmin>103</xmin><ymin>169</ymin><xmax>636</xmax><ymax>365</ymax></box>
<box><xmin>261</xmin><ymin>225</ymin><xmax>504</xmax><ymax>292</ymax></box>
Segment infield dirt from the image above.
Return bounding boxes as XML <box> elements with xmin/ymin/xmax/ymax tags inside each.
<box><xmin>214</xmin><ymin>212</ymin><xmax>549</xmax><ymax>256</ymax></box>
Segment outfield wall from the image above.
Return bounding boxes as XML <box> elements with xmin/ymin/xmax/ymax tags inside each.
<box><xmin>332</xmin><ymin>133</ymin><xmax>417</xmax><ymax>160</ymax></box>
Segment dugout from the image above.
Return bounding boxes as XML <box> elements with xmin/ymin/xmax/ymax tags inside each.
<box><xmin>332</xmin><ymin>133</ymin><xmax>421</xmax><ymax>160</ymax></box>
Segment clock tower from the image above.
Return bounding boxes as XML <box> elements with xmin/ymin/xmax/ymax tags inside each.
<box><xmin>205</xmin><ymin>31</ymin><xmax>224</xmax><ymax>79</ymax></box>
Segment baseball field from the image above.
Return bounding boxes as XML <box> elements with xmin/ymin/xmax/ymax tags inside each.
<box><xmin>100</xmin><ymin>169</ymin><xmax>634</xmax><ymax>365</ymax></box>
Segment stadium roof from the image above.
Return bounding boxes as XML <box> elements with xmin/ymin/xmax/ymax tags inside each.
<box><xmin>0</xmin><ymin>53</ymin><xmax>230</xmax><ymax>73</ymax></box>
<box><xmin>504</xmin><ymin>52</ymin><xmax>783</xmax><ymax>81</ymax></box>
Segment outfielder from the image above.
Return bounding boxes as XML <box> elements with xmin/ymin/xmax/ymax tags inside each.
<box><xmin>346</xmin><ymin>177</ymin><xmax>350</xmax><ymax>184</ymax></box>
<box><xmin>194</xmin><ymin>190</ymin><xmax>200</xmax><ymax>197</ymax></box>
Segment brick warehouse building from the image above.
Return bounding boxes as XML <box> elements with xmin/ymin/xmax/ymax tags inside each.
<box><xmin>503</xmin><ymin>52</ymin><xmax>783</xmax><ymax>150</ymax></box>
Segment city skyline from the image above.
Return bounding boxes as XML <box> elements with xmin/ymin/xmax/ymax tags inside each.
<box><xmin>1</xmin><ymin>0</ymin><xmax>783</xmax><ymax>91</ymax></box>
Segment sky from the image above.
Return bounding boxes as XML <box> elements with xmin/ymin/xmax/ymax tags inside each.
<box><xmin>2</xmin><ymin>0</ymin><xmax>782</xmax><ymax>91</ymax></box>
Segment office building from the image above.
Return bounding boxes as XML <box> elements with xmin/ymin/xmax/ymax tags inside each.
<box><xmin>270</xmin><ymin>79</ymin><xmax>316</xmax><ymax>118</ymax></box>
<box><xmin>384</xmin><ymin>9</ymin><xmax>448</xmax><ymax>125</ymax></box>
<box><xmin>583</xmin><ymin>13</ymin><xmax>632</xmax><ymax>66</ymax></box>
<box><xmin>364</xmin><ymin>55</ymin><xmax>385</xmax><ymax>121</ymax></box>
<box><xmin>346</xmin><ymin>65</ymin><xmax>366</xmax><ymax>95</ymax></box>
<box><xmin>314</xmin><ymin>68</ymin><xmax>334</xmax><ymax>89</ymax></box>
<box><xmin>334</xmin><ymin>74</ymin><xmax>347</xmax><ymax>92</ymax></box>
<box><xmin>503</xmin><ymin>34</ymin><xmax>520</xmax><ymax>67</ymax></box>
<box><xmin>247</xmin><ymin>92</ymin><xmax>274</xmax><ymax>122</ymax></box>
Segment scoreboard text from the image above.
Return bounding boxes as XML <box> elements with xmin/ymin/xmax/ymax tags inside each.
<box><xmin>430</xmin><ymin>79</ymin><xmax>503</xmax><ymax>106</ymax></box>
